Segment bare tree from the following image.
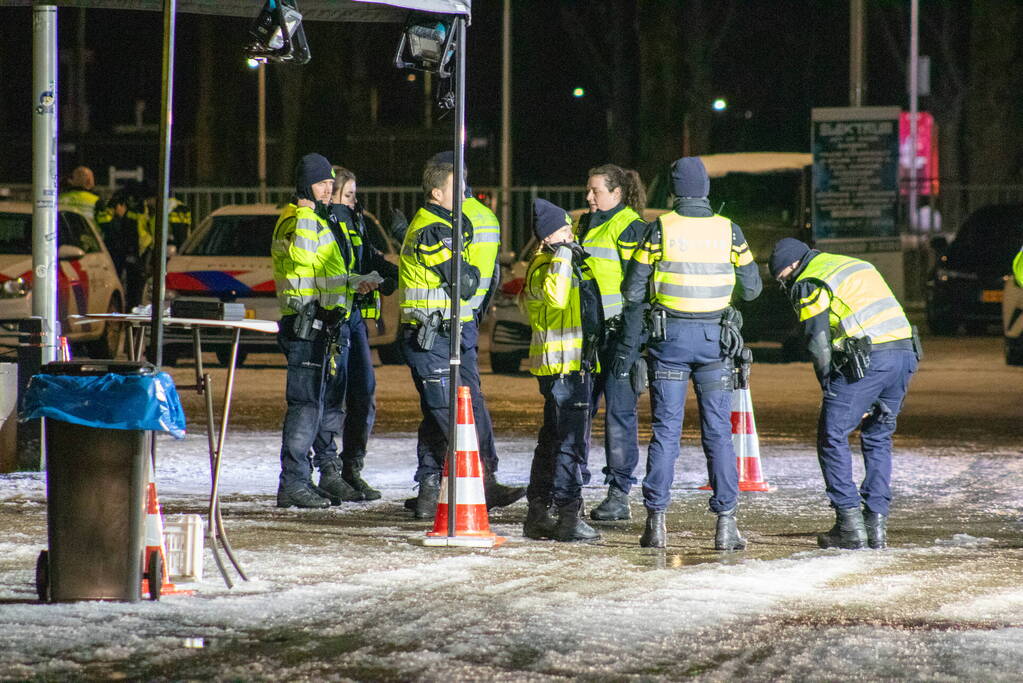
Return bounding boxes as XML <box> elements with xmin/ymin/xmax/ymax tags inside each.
<box><xmin>558</xmin><ymin>1</ymin><xmax>640</xmax><ymax>167</ymax></box>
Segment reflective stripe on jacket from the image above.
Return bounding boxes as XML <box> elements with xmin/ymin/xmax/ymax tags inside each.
<box><xmin>463</xmin><ymin>197</ymin><xmax>501</xmax><ymax>313</ymax></box>
<box><xmin>795</xmin><ymin>252</ymin><xmax>911</xmax><ymax>348</ymax></box>
<box><xmin>577</xmin><ymin>205</ymin><xmax>641</xmax><ymax>320</ymax></box>
<box><xmin>398</xmin><ymin>207</ymin><xmax>474</xmax><ymax>324</ymax></box>
<box><xmin>271</xmin><ymin>203</ymin><xmax>352</xmax><ymax>315</ymax></box>
<box><xmin>524</xmin><ymin>245</ymin><xmax>601</xmax><ymax>376</ymax></box>
<box><xmin>636</xmin><ymin>212</ymin><xmax>748</xmax><ymax>313</ymax></box>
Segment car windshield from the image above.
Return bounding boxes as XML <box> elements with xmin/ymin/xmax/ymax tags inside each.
<box><xmin>0</xmin><ymin>212</ymin><xmax>31</xmax><ymax>254</ymax></box>
<box><xmin>185</xmin><ymin>214</ymin><xmax>278</xmax><ymax>257</ymax></box>
<box><xmin>947</xmin><ymin>205</ymin><xmax>1023</xmax><ymax>277</ymax></box>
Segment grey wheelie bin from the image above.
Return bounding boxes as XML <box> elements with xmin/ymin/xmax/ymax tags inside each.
<box><xmin>20</xmin><ymin>360</ymin><xmax>186</xmax><ymax>602</ymax></box>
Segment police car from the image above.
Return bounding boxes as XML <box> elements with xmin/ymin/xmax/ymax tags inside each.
<box><xmin>164</xmin><ymin>204</ymin><xmax>401</xmax><ymax>366</ymax></box>
<box><xmin>0</xmin><ymin>201</ymin><xmax>125</xmax><ymax>358</ymax></box>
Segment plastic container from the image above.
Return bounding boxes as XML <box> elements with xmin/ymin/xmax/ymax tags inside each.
<box><xmin>164</xmin><ymin>514</ymin><xmax>205</xmax><ymax>581</ymax></box>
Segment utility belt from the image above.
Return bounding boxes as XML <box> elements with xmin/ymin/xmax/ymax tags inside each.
<box><xmin>402</xmin><ymin>310</ymin><xmax>452</xmax><ymax>351</ymax></box>
<box><xmin>834</xmin><ymin>333</ymin><xmax>920</xmax><ymax>381</ymax></box>
<box><xmin>287</xmin><ymin>299</ymin><xmax>345</xmax><ymax>341</ymax></box>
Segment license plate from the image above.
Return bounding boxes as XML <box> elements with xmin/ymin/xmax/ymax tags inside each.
<box><xmin>981</xmin><ymin>289</ymin><xmax>1003</xmax><ymax>303</ymax></box>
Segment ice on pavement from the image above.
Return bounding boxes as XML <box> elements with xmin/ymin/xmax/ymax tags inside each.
<box><xmin>2</xmin><ymin>433</ymin><xmax>1023</xmax><ymax>680</ymax></box>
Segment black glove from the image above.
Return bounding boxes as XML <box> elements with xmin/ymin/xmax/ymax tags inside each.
<box><xmin>719</xmin><ymin>306</ymin><xmax>744</xmax><ymax>358</ymax></box>
<box><xmin>566</xmin><ymin>241</ymin><xmax>589</xmax><ymax>264</ymax></box>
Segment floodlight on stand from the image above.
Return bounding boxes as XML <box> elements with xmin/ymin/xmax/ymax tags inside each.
<box><xmin>244</xmin><ymin>0</ymin><xmax>311</xmax><ymax>65</ymax></box>
<box><xmin>394</xmin><ymin>13</ymin><xmax>457</xmax><ymax>77</ymax></box>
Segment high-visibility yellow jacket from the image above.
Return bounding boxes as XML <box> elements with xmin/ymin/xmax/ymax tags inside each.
<box><xmin>1014</xmin><ymin>246</ymin><xmax>1023</xmax><ymax>288</ymax></box>
<box><xmin>398</xmin><ymin>205</ymin><xmax>476</xmax><ymax>325</ymax></box>
<box><xmin>271</xmin><ymin>203</ymin><xmax>353</xmax><ymax>316</ymax></box>
<box><xmin>463</xmin><ymin>196</ymin><xmax>501</xmax><ymax>315</ymax></box>
<box><xmin>631</xmin><ymin>211</ymin><xmax>754</xmax><ymax>314</ymax></box>
<box><xmin>59</xmin><ymin>189</ymin><xmax>101</xmax><ymax>221</ymax></box>
<box><xmin>793</xmin><ymin>252</ymin><xmax>912</xmax><ymax>348</ymax></box>
<box><xmin>576</xmin><ymin>204</ymin><xmax>643</xmax><ymax>321</ymax></box>
<box><xmin>524</xmin><ymin>244</ymin><xmax>601</xmax><ymax>376</ymax></box>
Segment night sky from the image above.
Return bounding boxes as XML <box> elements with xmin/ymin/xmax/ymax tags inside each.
<box><xmin>0</xmin><ymin>2</ymin><xmax>930</xmax><ymax>186</ymax></box>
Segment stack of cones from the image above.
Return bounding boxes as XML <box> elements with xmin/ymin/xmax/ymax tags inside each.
<box><xmin>419</xmin><ymin>386</ymin><xmax>505</xmax><ymax>548</ymax></box>
<box><xmin>700</xmin><ymin>383</ymin><xmax>771</xmax><ymax>492</ymax></box>
<box><xmin>140</xmin><ymin>474</ymin><xmax>194</xmax><ymax>598</ymax></box>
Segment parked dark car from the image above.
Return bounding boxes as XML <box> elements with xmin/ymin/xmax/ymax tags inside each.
<box><xmin>926</xmin><ymin>204</ymin><xmax>1023</xmax><ymax>336</ymax></box>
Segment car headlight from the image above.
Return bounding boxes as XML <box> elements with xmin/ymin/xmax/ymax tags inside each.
<box><xmin>1</xmin><ymin>277</ymin><xmax>30</xmax><ymax>298</ymax></box>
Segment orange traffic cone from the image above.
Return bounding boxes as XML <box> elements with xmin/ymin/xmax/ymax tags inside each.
<box><xmin>140</xmin><ymin>475</ymin><xmax>194</xmax><ymax>598</ymax></box>
<box><xmin>419</xmin><ymin>386</ymin><xmax>506</xmax><ymax>548</ymax></box>
<box><xmin>700</xmin><ymin>384</ymin><xmax>771</xmax><ymax>492</ymax></box>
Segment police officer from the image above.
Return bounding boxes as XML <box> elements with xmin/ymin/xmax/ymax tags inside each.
<box><xmin>399</xmin><ymin>161</ymin><xmax>482</xmax><ymax>518</ymax></box>
<box><xmin>59</xmin><ymin>166</ymin><xmax>103</xmax><ymax>221</ymax></box>
<box><xmin>142</xmin><ymin>187</ymin><xmax>193</xmax><ymax>250</ymax></box>
<box><xmin>770</xmin><ymin>238</ymin><xmax>919</xmax><ymax>550</ymax></box>
<box><xmin>402</xmin><ymin>152</ymin><xmax>524</xmax><ymax>514</ymax></box>
<box><xmin>329</xmin><ymin>166</ymin><xmax>397</xmax><ymax>501</ymax></box>
<box><xmin>522</xmin><ymin>199</ymin><xmax>602</xmax><ymax>542</ymax></box>
<box><xmin>578</xmin><ymin>164</ymin><xmax>648</xmax><ymax>523</ymax></box>
<box><xmin>272</xmin><ymin>153</ymin><xmax>356</xmax><ymax>509</ymax></box>
<box><xmin>1014</xmin><ymin>245</ymin><xmax>1023</xmax><ymax>288</ymax></box>
<box><xmin>616</xmin><ymin>157</ymin><xmax>762</xmax><ymax>549</ymax></box>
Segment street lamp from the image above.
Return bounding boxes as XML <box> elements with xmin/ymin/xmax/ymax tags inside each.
<box><xmin>246</xmin><ymin>58</ymin><xmax>267</xmax><ymax>202</ymax></box>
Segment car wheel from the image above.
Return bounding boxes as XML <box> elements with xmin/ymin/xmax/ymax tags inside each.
<box><xmin>86</xmin><ymin>296</ymin><xmax>123</xmax><ymax>359</ymax></box>
<box><xmin>490</xmin><ymin>351</ymin><xmax>524</xmax><ymax>374</ymax></box>
<box><xmin>216</xmin><ymin>347</ymin><xmax>248</xmax><ymax>368</ymax></box>
<box><xmin>377</xmin><ymin>340</ymin><xmax>405</xmax><ymax>365</ymax></box>
<box><xmin>1006</xmin><ymin>338</ymin><xmax>1023</xmax><ymax>366</ymax></box>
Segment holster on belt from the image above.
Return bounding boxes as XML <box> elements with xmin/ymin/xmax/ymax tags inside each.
<box><xmin>408</xmin><ymin>309</ymin><xmax>443</xmax><ymax>351</ymax></box>
<box><xmin>836</xmin><ymin>336</ymin><xmax>872</xmax><ymax>380</ymax></box>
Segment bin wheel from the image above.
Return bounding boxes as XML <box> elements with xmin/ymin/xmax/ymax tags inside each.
<box><xmin>146</xmin><ymin>550</ymin><xmax>163</xmax><ymax>601</ymax></box>
<box><xmin>35</xmin><ymin>550</ymin><xmax>50</xmax><ymax>602</ymax></box>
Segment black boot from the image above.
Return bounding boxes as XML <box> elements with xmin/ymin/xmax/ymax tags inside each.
<box><xmin>863</xmin><ymin>508</ymin><xmax>888</xmax><ymax>549</ymax></box>
<box><xmin>483</xmin><ymin>471</ymin><xmax>526</xmax><ymax>510</ymax></box>
<box><xmin>403</xmin><ymin>496</ymin><xmax>417</xmax><ymax>511</ymax></box>
<box><xmin>318</xmin><ymin>461</ymin><xmax>364</xmax><ymax>504</ymax></box>
<box><xmin>552</xmin><ymin>499</ymin><xmax>600</xmax><ymax>542</ymax></box>
<box><xmin>714</xmin><ymin>507</ymin><xmax>747</xmax><ymax>551</ymax></box>
<box><xmin>342</xmin><ymin>458</ymin><xmax>381</xmax><ymax>501</ymax></box>
<box><xmin>590</xmin><ymin>486</ymin><xmax>631</xmax><ymax>521</ymax></box>
<box><xmin>639</xmin><ymin>509</ymin><xmax>666</xmax><ymax>548</ymax></box>
<box><xmin>817</xmin><ymin>507</ymin><xmax>868</xmax><ymax>549</ymax></box>
<box><xmin>414</xmin><ymin>473</ymin><xmax>442</xmax><ymax>520</ymax></box>
<box><xmin>522</xmin><ymin>500</ymin><xmax>558</xmax><ymax>540</ymax></box>
<box><xmin>276</xmin><ymin>483</ymin><xmax>330</xmax><ymax>509</ymax></box>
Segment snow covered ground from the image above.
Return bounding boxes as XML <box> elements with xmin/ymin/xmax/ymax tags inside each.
<box><xmin>2</xmin><ymin>432</ymin><xmax>1023</xmax><ymax>680</ymax></box>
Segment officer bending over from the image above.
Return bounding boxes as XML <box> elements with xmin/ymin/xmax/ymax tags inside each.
<box><xmin>616</xmin><ymin>157</ymin><xmax>762</xmax><ymax>549</ymax></box>
<box><xmin>272</xmin><ymin>154</ymin><xmax>355</xmax><ymax>509</ymax></box>
<box><xmin>522</xmin><ymin>199</ymin><xmax>602</xmax><ymax>542</ymax></box>
<box><xmin>770</xmin><ymin>238</ymin><xmax>919</xmax><ymax>549</ymax></box>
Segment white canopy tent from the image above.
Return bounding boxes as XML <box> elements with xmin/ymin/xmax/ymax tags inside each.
<box><xmin>15</xmin><ymin>1</ymin><xmax>473</xmax><ymax>531</ymax></box>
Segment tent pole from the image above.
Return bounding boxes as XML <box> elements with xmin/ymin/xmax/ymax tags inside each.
<box><xmin>445</xmin><ymin>16</ymin><xmax>468</xmax><ymax>538</ymax></box>
<box><xmin>32</xmin><ymin>5</ymin><xmax>59</xmax><ymax>366</ymax></box>
<box><xmin>150</xmin><ymin>0</ymin><xmax>177</xmax><ymax>367</ymax></box>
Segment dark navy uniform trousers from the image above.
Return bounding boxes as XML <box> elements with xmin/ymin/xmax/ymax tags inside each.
<box><xmin>818</xmin><ymin>347</ymin><xmax>917</xmax><ymax>516</ymax></box>
<box><xmin>528</xmin><ymin>372</ymin><xmax>593</xmax><ymax>506</ymax></box>
<box><xmin>340</xmin><ymin>307</ymin><xmax>376</xmax><ymax>465</ymax></box>
<box><xmin>278</xmin><ymin>315</ymin><xmax>350</xmax><ymax>489</ymax></box>
<box><xmin>644</xmin><ymin>319</ymin><xmax>737</xmax><ymax>513</ymax></box>
<box><xmin>591</xmin><ymin>329</ymin><xmax>641</xmax><ymax>492</ymax></box>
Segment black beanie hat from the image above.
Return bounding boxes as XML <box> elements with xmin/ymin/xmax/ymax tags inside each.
<box><xmin>533</xmin><ymin>198</ymin><xmax>571</xmax><ymax>242</ymax></box>
<box><xmin>671</xmin><ymin>157</ymin><xmax>710</xmax><ymax>198</ymax></box>
<box><xmin>295</xmin><ymin>153</ymin><xmax>334</xmax><ymax>199</ymax></box>
<box><xmin>769</xmin><ymin>238</ymin><xmax>811</xmax><ymax>279</ymax></box>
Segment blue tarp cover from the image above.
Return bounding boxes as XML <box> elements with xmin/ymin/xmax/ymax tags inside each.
<box><xmin>21</xmin><ymin>373</ymin><xmax>187</xmax><ymax>439</ymax></box>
